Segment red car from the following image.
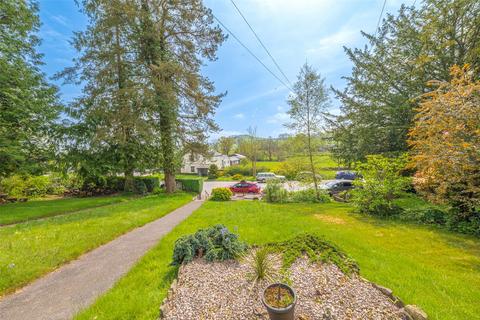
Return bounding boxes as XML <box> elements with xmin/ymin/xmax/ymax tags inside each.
<box><xmin>229</xmin><ymin>181</ymin><xmax>261</xmax><ymax>194</ymax></box>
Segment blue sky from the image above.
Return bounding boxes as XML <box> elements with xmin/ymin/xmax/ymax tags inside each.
<box><xmin>37</xmin><ymin>0</ymin><xmax>410</xmax><ymax>139</ymax></box>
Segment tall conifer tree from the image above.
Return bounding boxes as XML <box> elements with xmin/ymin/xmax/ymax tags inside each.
<box><xmin>0</xmin><ymin>0</ymin><xmax>61</xmax><ymax>178</ymax></box>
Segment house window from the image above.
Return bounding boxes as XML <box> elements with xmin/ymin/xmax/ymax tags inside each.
<box><xmin>191</xmin><ymin>166</ymin><xmax>195</xmax><ymax>173</ymax></box>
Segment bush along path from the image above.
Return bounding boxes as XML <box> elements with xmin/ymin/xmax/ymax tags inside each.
<box><xmin>0</xmin><ymin>199</ymin><xmax>203</xmax><ymax>320</ymax></box>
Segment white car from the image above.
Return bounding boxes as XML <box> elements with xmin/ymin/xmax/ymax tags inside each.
<box><xmin>256</xmin><ymin>172</ymin><xmax>286</xmax><ymax>183</ymax></box>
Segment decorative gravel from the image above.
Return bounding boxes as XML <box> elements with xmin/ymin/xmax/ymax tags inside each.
<box><xmin>160</xmin><ymin>252</ymin><xmax>406</xmax><ymax>320</ymax></box>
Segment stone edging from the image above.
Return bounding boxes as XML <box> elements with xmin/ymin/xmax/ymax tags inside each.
<box><xmin>364</xmin><ymin>277</ymin><xmax>428</xmax><ymax>320</ymax></box>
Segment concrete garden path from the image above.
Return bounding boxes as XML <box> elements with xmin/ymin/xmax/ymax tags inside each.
<box><xmin>0</xmin><ymin>199</ymin><xmax>203</xmax><ymax>320</ymax></box>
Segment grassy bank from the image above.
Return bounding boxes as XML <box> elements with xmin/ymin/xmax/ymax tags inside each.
<box><xmin>0</xmin><ymin>193</ymin><xmax>192</xmax><ymax>296</ymax></box>
<box><xmin>0</xmin><ymin>194</ymin><xmax>134</xmax><ymax>225</ymax></box>
<box><xmin>76</xmin><ymin>201</ymin><xmax>480</xmax><ymax>320</ymax></box>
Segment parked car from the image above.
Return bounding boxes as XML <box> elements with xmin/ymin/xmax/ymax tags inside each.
<box><xmin>229</xmin><ymin>181</ymin><xmax>261</xmax><ymax>194</ymax></box>
<box><xmin>335</xmin><ymin>171</ymin><xmax>359</xmax><ymax>180</ymax></box>
<box><xmin>256</xmin><ymin>172</ymin><xmax>286</xmax><ymax>183</ymax></box>
<box><xmin>320</xmin><ymin>180</ymin><xmax>354</xmax><ymax>195</ymax></box>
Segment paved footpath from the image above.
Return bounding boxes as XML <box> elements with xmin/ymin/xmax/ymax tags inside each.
<box><xmin>0</xmin><ymin>200</ymin><xmax>203</xmax><ymax>320</ymax></box>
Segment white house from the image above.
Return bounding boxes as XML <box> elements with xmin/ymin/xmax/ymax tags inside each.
<box><xmin>181</xmin><ymin>152</ymin><xmax>246</xmax><ymax>176</ymax></box>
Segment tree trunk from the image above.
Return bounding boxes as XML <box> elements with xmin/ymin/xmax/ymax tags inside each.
<box><xmin>164</xmin><ymin>170</ymin><xmax>176</xmax><ymax>193</ymax></box>
<box><xmin>307</xmin><ymin>132</ymin><xmax>320</xmax><ymax>201</ymax></box>
<box><xmin>160</xmin><ymin>108</ymin><xmax>176</xmax><ymax>193</ymax></box>
<box><xmin>305</xmin><ymin>86</ymin><xmax>320</xmax><ymax>201</ymax></box>
<box><xmin>114</xmin><ymin>23</ymin><xmax>134</xmax><ymax>193</ymax></box>
<box><xmin>124</xmin><ymin>167</ymin><xmax>135</xmax><ymax>192</ymax></box>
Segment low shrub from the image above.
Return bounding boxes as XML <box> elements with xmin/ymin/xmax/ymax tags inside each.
<box><xmin>81</xmin><ymin>173</ymin><xmax>108</xmax><ymax>192</ymax></box>
<box><xmin>152</xmin><ymin>186</ymin><xmax>163</xmax><ymax>195</ymax></box>
<box><xmin>171</xmin><ymin>225</ymin><xmax>247</xmax><ymax>265</ymax></box>
<box><xmin>399</xmin><ymin>207</ymin><xmax>447</xmax><ymax>225</ymax></box>
<box><xmin>0</xmin><ymin>174</ymin><xmax>67</xmax><ymax>198</ymax></box>
<box><xmin>267</xmin><ymin>234</ymin><xmax>359</xmax><ymax>275</ymax></box>
<box><xmin>264</xmin><ymin>182</ymin><xmax>329</xmax><ymax>204</ymax></box>
<box><xmin>445</xmin><ymin>212</ymin><xmax>480</xmax><ymax>236</ymax></box>
<box><xmin>210</xmin><ymin>187</ymin><xmax>232</xmax><ymax>201</ymax></box>
<box><xmin>136</xmin><ymin>176</ymin><xmax>160</xmax><ymax>193</ymax></box>
<box><xmin>232</xmin><ymin>173</ymin><xmax>243</xmax><ymax>180</ymax></box>
<box><xmin>352</xmin><ymin>154</ymin><xmax>410</xmax><ymax>217</ymax></box>
<box><xmin>289</xmin><ymin>188</ymin><xmax>331</xmax><ymax>203</ymax></box>
<box><xmin>133</xmin><ymin>179</ymin><xmax>148</xmax><ymax>195</ymax></box>
<box><xmin>263</xmin><ymin>180</ymin><xmax>289</xmax><ymax>203</ymax></box>
<box><xmin>106</xmin><ymin>176</ymin><xmax>125</xmax><ymax>192</ymax></box>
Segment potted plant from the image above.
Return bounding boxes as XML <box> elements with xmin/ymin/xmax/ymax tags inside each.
<box><xmin>262</xmin><ymin>283</ymin><xmax>296</xmax><ymax>320</ymax></box>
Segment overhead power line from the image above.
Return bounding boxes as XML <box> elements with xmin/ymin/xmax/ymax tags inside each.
<box><xmin>374</xmin><ymin>0</ymin><xmax>388</xmax><ymax>37</ymax></box>
<box><xmin>212</xmin><ymin>13</ymin><xmax>292</xmax><ymax>91</ymax></box>
<box><xmin>369</xmin><ymin>0</ymin><xmax>387</xmax><ymax>52</ymax></box>
<box><xmin>229</xmin><ymin>0</ymin><xmax>292</xmax><ymax>87</ymax></box>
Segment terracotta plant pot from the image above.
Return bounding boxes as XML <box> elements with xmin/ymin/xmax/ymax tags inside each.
<box><xmin>262</xmin><ymin>283</ymin><xmax>296</xmax><ymax>320</ymax></box>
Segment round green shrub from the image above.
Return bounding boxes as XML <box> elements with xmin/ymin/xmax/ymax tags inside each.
<box><xmin>171</xmin><ymin>224</ymin><xmax>247</xmax><ymax>265</ymax></box>
<box><xmin>152</xmin><ymin>186</ymin><xmax>163</xmax><ymax>194</ymax></box>
<box><xmin>264</xmin><ymin>180</ymin><xmax>288</xmax><ymax>203</ymax></box>
<box><xmin>232</xmin><ymin>174</ymin><xmax>243</xmax><ymax>180</ymax></box>
<box><xmin>134</xmin><ymin>179</ymin><xmax>148</xmax><ymax>195</ymax></box>
<box><xmin>210</xmin><ymin>187</ymin><xmax>232</xmax><ymax>201</ymax></box>
<box><xmin>289</xmin><ymin>188</ymin><xmax>331</xmax><ymax>203</ymax></box>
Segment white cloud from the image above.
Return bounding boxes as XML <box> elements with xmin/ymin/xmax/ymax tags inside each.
<box><xmin>209</xmin><ymin>130</ymin><xmax>244</xmax><ymax>141</ymax></box>
<box><xmin>50</xmin><ymin>14</ymin><xmax>70</xmax><ymax>28</ymax></box>
<box><xmin>219</xmin><ymin>86</ymin><xmax>288</xmax><ymax>112</ymax></box>
<box><xmin>307</xmin><ymin>28</ymin><xmax>360</xmax><ymax>57</ymax></box>
<box><xmin>267</xmin><ymin>112</ymin><xmax>290</xmax><ymax>124</ymax></box>
<box><xmin>233</xmin><ymin>113</ymin><xmax>245</xmax><ymax>119</ymax></box>
<box><xmin>248</xmin><ymin>0</ymin><xmax>339</xmax><ymax>16</ymax></box>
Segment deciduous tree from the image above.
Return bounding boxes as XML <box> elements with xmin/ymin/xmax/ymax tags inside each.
<box><xmin>408</xmin><ymin>65</ymin><xmax>480</xmax><ymax>216</ymax></box>
<box><xmin>216</xmin><ymin>136</ymin><xmax>235</xmax><ymax>155</ymax></box>
<box><xmin>286</xmin><ymin>63</ymin><xmax>330</xmax><ymax>200</ymax></box>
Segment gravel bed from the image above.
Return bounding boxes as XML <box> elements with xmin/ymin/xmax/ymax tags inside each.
<box><xmin>160</xmin><ymin>252</ymin><xmax>405</xmax><ymax>320</ymax></box>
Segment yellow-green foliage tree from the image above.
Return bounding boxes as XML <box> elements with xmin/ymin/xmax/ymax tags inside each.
<box><xmin>408</xmin><ymin>65</ymin><xmax>480</xmax><ymax>216</ymax></box>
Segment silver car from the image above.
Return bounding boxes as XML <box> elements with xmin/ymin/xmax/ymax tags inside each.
<box><xmin>256</xmin><ymin>172</ymin><xmax>286</xmax><ymax>183</ymax></box>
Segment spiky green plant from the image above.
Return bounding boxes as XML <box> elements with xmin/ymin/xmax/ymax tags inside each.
<box><xmin>249</xmin><ymin>247</ymin><xmax>273</xmax><ymax>282</ymax></box>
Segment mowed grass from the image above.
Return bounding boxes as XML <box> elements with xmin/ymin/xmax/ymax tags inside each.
<box><xmin>0</xmin><ymin>193</ymin><xmax>192</xmax><ymax>296</ymax></box>
<box><xmin>0</xmin><ymin>194</ymin><xmax>134</xmax><ymax>225</ymax></box>
<box><xmin>254</xmin><ymin>154</ymin><xmax>342</xmax><ymax>179</ymax></box>
<box><xmin>76</xmin><ymin>201</ymin><xmax>480</xmax><ymax>320</ymax></box>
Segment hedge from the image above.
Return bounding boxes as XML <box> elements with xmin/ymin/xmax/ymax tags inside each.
<box><xmin>105</xmin><ymin>176</ymin><xmax>160</xmax><ymax>193</ymax></box>
<box><xmin>136</xmin><ymin>176</ymin><xmax>160</xmax><ymax>192</ymax></box>
<box><xmin>176</xmin><ymin>177</ymin><xmax>203</xmax><ymax>193</ymax></box>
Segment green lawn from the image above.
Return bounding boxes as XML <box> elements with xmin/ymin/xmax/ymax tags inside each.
<box><xmin>240</xmin><ymin>154</ymin><xmax>342</xmax><ymax>179</ymax></box>
<box><xmin>0</xmin><ymin>194</ymin><xmax>134</xmax><ymax>225</ymax></box>
<box><xmin>0</xmin><ymin>193</ymin><xmax>192</xmax><ymax>296</ymax></box>
<box><xmin>76</xmin><ymin>201</ymin><xmax>480</xmax><ymax>320</ymax></box>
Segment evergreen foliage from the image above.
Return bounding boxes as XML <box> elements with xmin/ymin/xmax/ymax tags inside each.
<box><xmin>0</xmin><ymin>0</ymin><xmax>62</xmax><ymax>178</ymax></box>
<box><xmin>171</xmin><ymin>225</ymin><xmax>247</xmax><ymax>265</ymax></box>
<box><xmin>330</xmin><ymin>1</ymin><xmax>480</xmax><ymax>165</ymax></box>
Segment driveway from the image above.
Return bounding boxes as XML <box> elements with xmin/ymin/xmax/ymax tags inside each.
<box><xmin>202</xmin><ymin>180</ymin><xmax>311</xmax><ymax>199</ymax></box>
